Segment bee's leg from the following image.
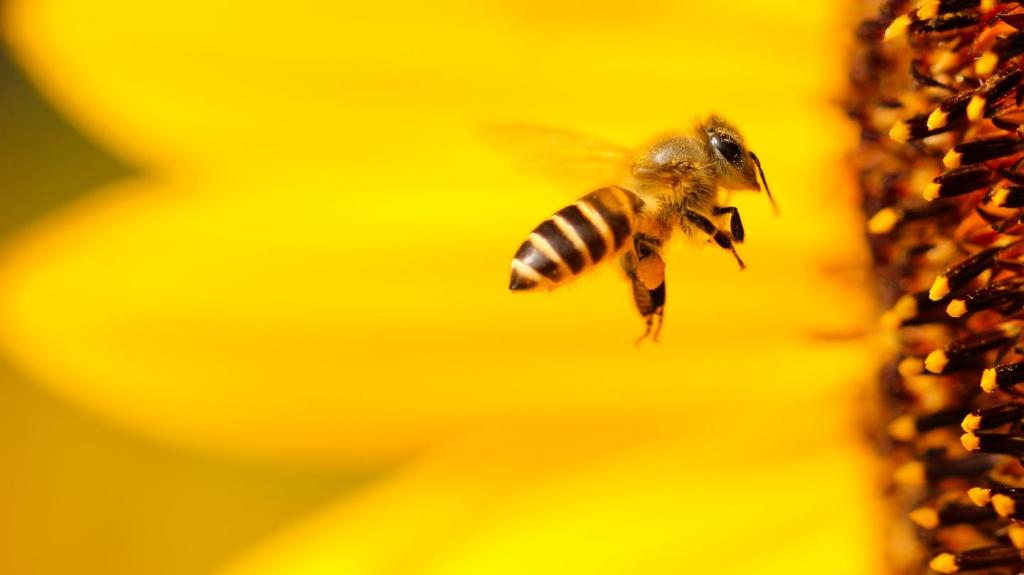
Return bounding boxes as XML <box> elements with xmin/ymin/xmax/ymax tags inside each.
<box><xmin>633</xmin><ymin>280</ymin><xmax>665</xmax><ymax>344</ymax></box>
<box><xmin>621</xmin><ymin>236</ymin><xmax>666</xmax><ymax>343</ymax></box>
<box><xmin>711</xmin><ymin>206</ymin><xmax>744</xmax><ymax>243</ymax></box>
<box><xmin>684</xmin><ymin>209</ymin><xmax>745</xmax><ymax>270</ymax></box>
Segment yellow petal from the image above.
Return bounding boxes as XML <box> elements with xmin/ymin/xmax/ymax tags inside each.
<box><xmin>0</xmin><ymin>0</ymin><xmax>869</xmax><ymax>464</ymax></box>
<box><xmin>218</xmin><ymin>426</ymin><xmax>881</xmax><ymax>574</ymax></box>
<box><xmin>0</xmin><ymin>179</ymin><xmax>873</xmax><ymax>460</ymax></box>
<box><xmin>0</xmin><ymin>1</ymin><xmax>884</xmax><ymax>573</ymax></box>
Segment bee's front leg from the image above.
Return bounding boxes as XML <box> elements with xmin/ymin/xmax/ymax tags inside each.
<box><xmin>711</xmin><ymin>206</ymin><xmax>744</xmax><ymax>243</ymax></box>
<box><xmin>684</xmin><ymin>209</ymin><xmax>745</xmax><ymax>270</ymax></box>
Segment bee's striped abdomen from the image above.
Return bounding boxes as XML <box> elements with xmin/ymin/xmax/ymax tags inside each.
<box><xmin>509</xmin><ymin>186</ymin><xmax>642</xmax><ymax>291</ymax></box>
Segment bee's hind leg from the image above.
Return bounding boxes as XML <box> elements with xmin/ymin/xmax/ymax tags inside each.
<box><xmin>621</xmin><ymin>236</ymin><xmax>666</xmax><ymax>344</ymax></box>
<box><xmin>633</xmin><ymin>282</ymin><xmax>665</xmax><ymax>345</ymax></box>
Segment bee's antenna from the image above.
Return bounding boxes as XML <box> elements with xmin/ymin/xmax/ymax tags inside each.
<box><xmin>749</xmin><ymin>151</ymin><xmax>778</xmax><ymax>216</ymax></box>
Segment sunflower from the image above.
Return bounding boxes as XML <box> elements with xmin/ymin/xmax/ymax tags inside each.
<box><xmin>0</xmin><ymin>1</ymin><xmax>881</xmax><ymax>573</ymax></box>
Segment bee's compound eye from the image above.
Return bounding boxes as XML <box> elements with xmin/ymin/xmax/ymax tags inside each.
<box><xmin>711</xmin><ymin>134</ymin><xmax>744</xmax><ymax>166</ymax></box>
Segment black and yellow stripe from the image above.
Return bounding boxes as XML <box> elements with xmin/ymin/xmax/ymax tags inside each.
<box><xmin>509</xmin><ymin>186</ymin><xmax>643</xmax><ymax>291</ymax></box>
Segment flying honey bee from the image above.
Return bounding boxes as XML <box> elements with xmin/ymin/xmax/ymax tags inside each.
<box><xmin>505</xmin><ymin>116</ymin><xmax>775</xmax><ymax>341</ymax></box>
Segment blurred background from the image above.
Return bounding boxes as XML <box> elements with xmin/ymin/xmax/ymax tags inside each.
<box><xmin>0</xmin><ymin>1</ymin><xmax>882</xmax><ymax>573</ymax></box>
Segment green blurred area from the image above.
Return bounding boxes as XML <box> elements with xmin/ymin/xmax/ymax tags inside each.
<box><xmin>0</xmin><ymin>37</ymin><xmax>126</xmax><ymax>235</ymax></box>
<box><xmin>0</xmin><ymin>32</ymin><xmax>360</xmax><ymax>575</ymax></box>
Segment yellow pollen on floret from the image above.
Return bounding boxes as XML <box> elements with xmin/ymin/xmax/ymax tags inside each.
<box><xmin>993</xmin><ymin>494</ymin><xmax>1017</xmax><ymax>518</ymax></box>
<box><xmin>960</xmin><ymin>432</ymin><xmax>981</xmax><ymax>452</ymax></box>
<box><xmin>976</xmin><ymin>51</ymin><xmax>999</xmax><ymax>76</ymax></box>
<box><xmin>892</xmin><ymin>294</ymin><xmax>917</xmax><ymax>319</ymax></box>
<box><xmin>908</xmin><ymin>506</ymin><xmax>940</xmax><ymax>529</ymax></box>
<box><xmin>981</xmin><ymin>368</ymin><xmax>999</xmax><ymax>393</ymax></box>
<box><xmin>992</xmin><ymin>186</ymin><xmax>1010</xmax><ymax>208</ymax></box>
<box><xmin>916</xmin><ymin>1</ymin><xmax>940</xmax><ymax>20</ymax></box>
<box><xmin>868</xmin><ymin>207</ymin><xmax>900</xmax><ymax>234</ymax></box>
<box><xmin>879</xmin><ymin>311</ymin><xmax>900</xmax><ymax>329</ymax></box>
<box><xmin>943</xmin><ymin>149</ymin><xmax>962</xmax><ymax>169</ymax></box>
<box><xmin>929</xmin><ymin>275</ymin><xmax>950</xmax><ymax>301</ymax></box>
<box><xmin>927</xmin><ymin>107</ymin><xmax>948</xmax><ymax>130</ymax></box>
<box><xmin>1009</xmin><ymin>523</ymin><xmax>1024</xmax><ymax>549</ymax></box>
<box><xmin>961</xmin><ymin>413</ymin><xmax>982</xmax><ymax>433</ymax></box>
<box><xmin>894</xmin><ymin>461</ymin><xmax>926</xmax><ymax>487</ymax></box>
<box><xmin>934</xmin><ymin>50</ymin><xmax>961</xmax><ymax>72</ymax></box>
<box><xmin>887</xmin><ymin>415</ymin><xmax>917</xmax><ymax>441</ymax></box>
<box><xmin>924</xmin><ymin>182</ymin><xmax>941</xmax><ymax>201</ymax></box>
<box><xmin>898</xmin><ymin>357</ymin><xmax>924</xmax><ymax>378</ymax></box>
<box><xmin>967</xmin><ymin>95</ymin><xmax>987</xmax><ymax>121</ymax></box>
<box><xmin>968</xmin><ymin>487</ymin><xmax>993</xmax><ymax>507</ymax></box>
<box><xmin>929</xmin><ymin>553</ymin><xmax>959</xmax><ymax>574</ymax></box>
<box><xmin>924</xmin><ymin>350</ymin><xmax>949</xmax><ymax>374</ymax></box>
<box><xmin>946</xmin><ymin>299</ymin><xmax>967</xmax><ymax>318</ymax></box>
<box><xmin>933</xmin><ymin>552</ymin><xmax>962</xmax><ymax>572</ymax></box>
<box><xmin>885</xmin><ymin>14</ymin><xmax>912</xmax><ymax>42</ymax></box>
<box><xmin>889</xmin><ymin>120</ymin><xmax>911</xmax><ymax>143</ymax></box>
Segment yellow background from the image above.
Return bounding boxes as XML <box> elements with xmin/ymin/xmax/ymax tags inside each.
<box><xmin>0</xmin><ymin>1</ymin><xmax>881</xmax><ymax>573</ymax></box>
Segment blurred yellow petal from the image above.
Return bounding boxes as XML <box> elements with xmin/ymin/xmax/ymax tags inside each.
<box><xmin>0</xmin><ymin>1</ymin><xmax>887</xmax><ymax>572</ymax></box>
<box><xmin>0</xmin><ymin>172</ymin><xmax>874</xmax><ymax>462</ymax></box>
<box><xmin>2</xmin><ymin>1</ymin><xmax>845</xmax><ymax>173</ymax></box>
<box><xmin>0</xmin><ymin>0</ymin><xmax>872</xmax><ymax>467</ymax></box>
<box><xmin>218</xmin><ymin>423</ymin><xmax>881</xmax><ymax>574</ymax></box>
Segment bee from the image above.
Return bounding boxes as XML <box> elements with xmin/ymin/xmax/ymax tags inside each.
<box><xmin>507</xmin><ymin>116</ymin><xmax>775</xmax><ymax>341</ymax></box>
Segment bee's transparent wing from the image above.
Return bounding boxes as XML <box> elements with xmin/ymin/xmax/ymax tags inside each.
<box><xmin>480</xmin><ymin>123</ymin><xmax>634</xmax><ymax>191</ymax></box>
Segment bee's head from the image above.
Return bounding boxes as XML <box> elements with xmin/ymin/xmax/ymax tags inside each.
<box><xmin>701</xmin><ymin>116</ymin><xmax>776</xmax><ymax>212</ymax></box>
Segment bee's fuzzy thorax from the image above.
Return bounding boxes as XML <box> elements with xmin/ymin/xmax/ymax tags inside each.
<box><xmin>854</xmin><ymin>1</ymin><xmax>1024</xmax><ymax>572</ymax></box>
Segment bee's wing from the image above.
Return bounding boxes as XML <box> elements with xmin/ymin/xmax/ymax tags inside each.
<box><xmin>481</xmin><ymin>123</ymin><xmax>634</xmax><ymax>191</ymax></box>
